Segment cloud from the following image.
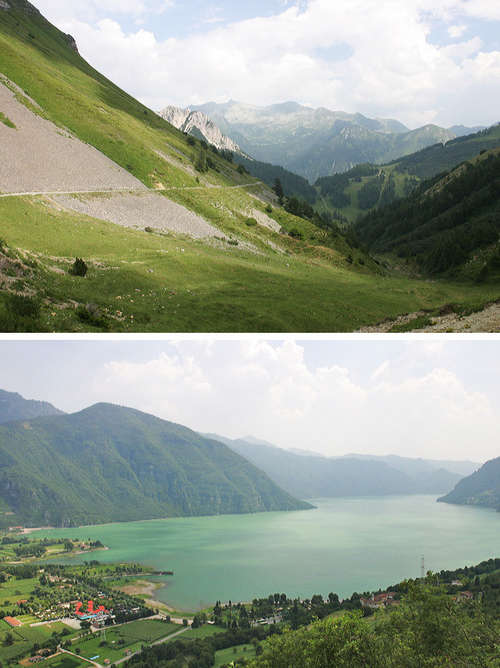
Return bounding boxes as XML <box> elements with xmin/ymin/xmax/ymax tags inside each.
<box><xmin>87</xmin><ymin>341</ymin><xmax>499</xmax><ymax>462</ymax></box>
<box><xmin>448</xmin><ymin>24</ymin><xmax>467</xmax><ymax>38</ymax></box>
<box><xmin>34</xmin><ymin>0</ymin><xmax>500</xmax><ymax>127</ymax></box>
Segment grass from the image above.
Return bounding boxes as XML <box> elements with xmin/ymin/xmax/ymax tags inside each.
<box><xmin>43</xmin><ymin>655</ymin><xmax>87</xmax><ymax>668</ymax></box>
<box><xmin>1</xmin><ymin>196</ymin><xmax>499</xmax><ymax>332</ymax></box>
<box><xmin>0</xmin><ymin>110</ymin><xmax>15</xmax><ymax>128</ymax></box>
<box><xmin>0</xmin><ymin>619</ymin><xmax>72</xmax><ymax>662</ymax></box>
<box><xmin>72</xmin><ymin>619</ymin><xmax>179</xmax><ymax>663</ymax></box>
<box><xmin>214</xmin><ymin>642</ymin><xmax>256</xmax><ymax>667</ymax></box>
<box><xmin>181</xmin><ymin>624</ymin><xmax>226</xmax><ymax>640</ymax></box>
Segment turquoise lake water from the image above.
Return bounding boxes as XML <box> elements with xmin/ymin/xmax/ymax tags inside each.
<box><xmin>37</xmin><ymin>496</ymin><xmax>500</xmax><ymax>611</ymax></box>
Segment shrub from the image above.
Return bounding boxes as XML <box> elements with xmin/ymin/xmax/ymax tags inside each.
<box><xmin>69</xmin><ymin>257</ymin><xmax>88</xmax><ymax>277</ymax></box>
<box><xmin>187</xmin><ymin>136</ymin><xmax>196</xmax><ymax>146</ymax></box>
<box><xmin>288</xmin><ymin>229</ymin><xmax>303</xmax><ymax>240</ymax></box>
<box><xmin>245</xmin><ymin>218</ymin><xmax>257</xmax><ymax>227</ymax></box>
<box><xmin>265</xmin><ymin>205</ymin><xmax>273</xmax><ymax>214</ymax></box>
<box><xmin>145</xmin><ymin>226</ymin><xmax>154</xmax><ymax>234</ymax></box>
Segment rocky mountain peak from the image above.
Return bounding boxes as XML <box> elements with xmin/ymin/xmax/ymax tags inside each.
<box><xmin>159</xmin><ymin>104</ymin><xmax>243</xmax><ymax>154</ymax></box>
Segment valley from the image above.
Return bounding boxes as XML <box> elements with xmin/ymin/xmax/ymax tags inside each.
<box><xmin>0</xmin><ymin>1</ymin><xmax>498</xmax><ymax>333</ymax></box>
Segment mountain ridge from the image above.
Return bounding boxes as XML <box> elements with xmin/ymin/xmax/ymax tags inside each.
<box><xmin>438</xmin><ymin>457</ymin><xmax>500</xmax><ymax>511</ymax></box>
<box><xmin>184</xmin><ymin>100</ymin><xmax>481</xmax><ymax>181</ymax></box>
<box><xmin>0</xmin><ymin>400</ymin><xmax>311</xmax><ymax>528</ymax></box>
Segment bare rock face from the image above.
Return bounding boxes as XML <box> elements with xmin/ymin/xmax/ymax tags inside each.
<box><xmin>0</xmin><ymin>1</ymin><xmax>11</xmax><ymax>10</ymax></box>
<box><xmin>159</xmin><ymin>105</ymin><xmax>243</xmax><ymax>154</ymax></box>
<box><xmin>65</xmin><ymin>34</ymin><xmax>79</xmax><ymax>53</ymax></box>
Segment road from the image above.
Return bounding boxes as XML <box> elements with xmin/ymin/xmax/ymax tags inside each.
<box><xmin>0</xmin><ymin>183</ymin><xmax>261</xmax><ymax>198</ymax></box>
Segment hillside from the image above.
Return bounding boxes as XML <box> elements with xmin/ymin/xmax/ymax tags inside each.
<box><xmin>190</xmin><ymin>101</ymin><xmax>462</xmax><ymax>182</ymax></box>
<box><xmin>205</xmin><ymin>435</ymin><xmax>464</xmax><ymax>498</ymax></box>
<box><xmin>438</xmin><ymin>457</ymin><xmax>500</xmax><ymax>511</ymax></box>
<box><xmin>0</xmin><ymin>388</ymin><xmax>63</xmax><ymax>423</ymax></box>
<box><xmin>315</xmin><ymin>124</ymin><xmax>500</xmax><ymax>222</ymax></box>
<box><xmin>1</xmin><ymin>1</ymin><xmax>499</xmax><ymax>333</ymax></box>
<box><xmin>0</xmin><ymin>403</ymin><xmax>311</xmax><ymax>527</ymax></box>
<box><xmin>355</xmin><ymin>150</ymin><xmax>500</xmax><ymax>278</ymax></box>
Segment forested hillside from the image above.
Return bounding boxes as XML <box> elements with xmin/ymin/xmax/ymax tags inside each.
<box><xmin>0</xmin><ymin>403</ymin><xmax>311</xmax><ymax>527</ymax></box>
<box><xmin>208</xmin><ymin>435</ymin><xmax>463</xmax><ymax>497</ymax></box>
<box><xmin>0</xmin><ymin>388</ymin><xmax>63</xmax><ymax>423</ymax></box>
<box><xmin>439</xmin><ymin>457</ymin><xmax>500</xmax><ymax>511</ymax></box>
<box><xmin>315</xmin><ymin>125</ymin><xmax>500</xmax><ymax>222</ymax></box>
<box><xmin>355</xmin><ymin>151</ymin><xmax>500</xmax><ymax>278</ymax></box>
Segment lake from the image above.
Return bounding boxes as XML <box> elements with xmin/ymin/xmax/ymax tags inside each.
<box><xmin>36</xmin><ymin>496</ymin><xmax>500</xmax><ymax>611</ymax></box>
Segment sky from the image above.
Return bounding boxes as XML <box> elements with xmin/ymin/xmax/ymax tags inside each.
<box><xmin>1</xmin><ymin>339</ymin><xmax>499</xmax><ymax>462</ymax></box>
<box><xmin>32</xmin><ymin>0</ymin><xmax>500</xmax><ymax>128</ymax></box>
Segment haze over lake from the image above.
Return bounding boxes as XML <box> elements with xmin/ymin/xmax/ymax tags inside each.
<box><xmin>38</xmin><ymin>496</ymin><xmax>500</xmax><ymax>611</ymax></box>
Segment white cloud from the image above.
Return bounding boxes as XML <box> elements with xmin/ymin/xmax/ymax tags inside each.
<box><xmin>33</xmin><ymin>0</ymin><xmax>500</xmax><ymax>128</ymax></box>
<box><xmin>87</xmin><ymin>341</ymin><xmax>499</xmax><ymax>462</ymax></box>
<box><xmin>448</xmin><ymin>24</ymin><xmax>467</xmax><ymax>38</ymax></box>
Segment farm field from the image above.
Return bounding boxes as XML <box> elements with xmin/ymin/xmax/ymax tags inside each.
<box><xmin>70</xmin><ymin>619</ymin><xmax>180</xmax><ymax>664</ymax></box>
<box><xmin>214</xmin><ymin>643</ymin><xmax>257</xmax><ymax>667</ymax></box>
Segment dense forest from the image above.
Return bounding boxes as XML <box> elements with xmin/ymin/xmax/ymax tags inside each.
<box><xmin>355</xmin><ymin>151</ymin><xmax>500</xmax><ymax>276</ymax></box>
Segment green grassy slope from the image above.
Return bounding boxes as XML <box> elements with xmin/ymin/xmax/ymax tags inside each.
<box><xmin>0</xmin><ymin>1</ymin><xmax>498</xmax><ymax>332</ymax></box>
<box><xmin>0</xmin><ymin>402</ymin><xmax>312</xmax><ymax>527</ymax></box>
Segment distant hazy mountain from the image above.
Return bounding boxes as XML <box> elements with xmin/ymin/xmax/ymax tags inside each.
<box><xmin>438</xmin><ymin>457</ymin><xmax>500</xmax><ymax>511</ymax></box>
<box><xmin>0</xmin><ymin>388</ymin><xmax>64</xmax><ymax>424</ymax></box>
<box><xmin>204</xmin><ymin>435</ymin><xmax>465</xmax><ymax>499</ymax></box>
<box><xmin>0</xmin><ymin>404</ymin><xmax>311</xmax><ymax>527</ymax></box>
<box><xmin>159</xmin><ymin>105</ymin><xmax>243</xmax><ymax>154</ymax></box>
<box><xmin>340</xmin><ymin>454</ymin><xmax>478</xmax><ymax>479</ymax></box>
<box><xmin>188</xmin><ymin>101</ymin><xmax>466</xmax><ymax>181</ymax></box>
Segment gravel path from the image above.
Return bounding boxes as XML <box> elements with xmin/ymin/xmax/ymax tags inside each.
<box><xmin>357</xmin><ymin>302</ymin><xmax>500</xmax><ymax>333</ymax></box>
<box><xmin>0</xmin><ymin>78</ymin><xmax>145</xmax><ymax>193</ymax></box>
<box><xmin>54</xmin><ymin>191</ymin><xmax>224</xmax><ymax>239</ymax></box>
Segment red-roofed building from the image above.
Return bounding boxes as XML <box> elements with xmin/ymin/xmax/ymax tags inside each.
<box><xmin>5</xmin><ymin>616</ymin><xmax>22</xmax><ymax>627</ymax></box>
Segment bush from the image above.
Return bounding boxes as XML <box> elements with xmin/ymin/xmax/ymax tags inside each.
<box><xmin>288</xmin><ymin>229</ymin><xmax>303</xmax><ymax>240</ymax></box>
<box><xmin>69</xmin><ymin>257</ymin><xmax>88</xmax><ymax>277</ymax></box>
<box><xmin>76</xmin><ymin>304</ymin><xmax>109</xmax><ymax>329</ymax></box>
<box><xmin>245</xmin><ymin>218</ymin><xmax>257</xmax><ymax>227</ymax></box>
<box><xmin>265</xmin><ymin>205</ymin><xmax>273</xmax><ymax>214</ymax></box>
<box><xmin>145</xmin><ymin>226</ymin><xmax>154</xmax><ymax>234</ymax></box>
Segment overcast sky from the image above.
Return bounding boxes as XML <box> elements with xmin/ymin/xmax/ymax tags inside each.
<box><xmin>1</xmin><ymin>339</ymin><xmax>498</xmax><ymax>462</ymax></box>
<box><xmin>32</xmin><ymin>0</ymin><xmax>500</xmax><ymax>129</ymax></box>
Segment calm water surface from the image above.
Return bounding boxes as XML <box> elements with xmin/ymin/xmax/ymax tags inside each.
<box><xmin>37</xmin><ymin>496</ymin><xmax>500</xmax><ymax>611</ymax></box>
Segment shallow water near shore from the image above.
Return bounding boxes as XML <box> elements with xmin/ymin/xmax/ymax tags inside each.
<box><xmin>37</xmin><ymin>496</ymin><xmax>500</xmax><ymax>611</ymax></box>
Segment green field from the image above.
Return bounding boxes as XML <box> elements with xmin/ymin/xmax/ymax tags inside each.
<box><xmin>1</xmin><ymin>195</ymin><xmax>499</xmax><ymax>333</ymax></box>
<box><xmin>43</xmin><ymin>655</ymin><xmax>87</xmax><ymax>668</ymax></box>
<box><xmin>71</xmin><ymin>618</ymin><xmax>179</xmax><ymax>663</ymax></box>
<box><xmin>0</xmin><ymin>619</ymin><xmax>72</xmax><ymax>662</ymax></box>
<box><xmin>181</xmin><ymin>624</ymin><xmax>226</xmax><ymax>640</ymax></box>
<box><xmin>214</xmin><ymin>642</ymin><xmax>257</xmax><ymax>667</ymax></box>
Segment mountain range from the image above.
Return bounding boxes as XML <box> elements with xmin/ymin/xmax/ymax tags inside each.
<box><xmin>439</xmin><ymin>457</ymin><xmax>500</xmax><ymax>511</ymax></box>
<box><xmin>0</xmin><ymin>390</ymin><xmax>310</xmax><ymax>528</ymax></box>
<box><xmin>159</xmin><ymin>105</ymin><xmax>243</xmax><ymax>154</ymax></box>
<box><xmin>204</xmin><ymin>434</ymin><xmax>472</xmax><ymax>499</ymax></box>
<box><xmin>0</xmin><ymin>388</ymin><xmax>63</xmax><ymax>423</ymax></box>
<box><xmin>170</xmin><ymin>100</ymin><xmax>483</xmax><ymax>182</ymax></box>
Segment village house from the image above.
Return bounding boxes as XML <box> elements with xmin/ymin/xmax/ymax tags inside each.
<box><xmin>360</xmin><ymin>592</ymin><xmax>397</xmax><ymax>609</ymax></box>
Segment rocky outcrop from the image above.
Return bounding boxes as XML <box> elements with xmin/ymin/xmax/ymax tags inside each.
<box><xmin>159</xmin><ymin>105</ymin><xmax>243</xmax><ymax>154</ymax></box>
<box><xmin>0</xmin><ymin>1</ymin><xmax>11</xmax><ymax>10</ymax></box>
<box><xmin>65</xmin><ymin>34</ymin><xmax>79</xmax><ymax>53</ymax></box>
